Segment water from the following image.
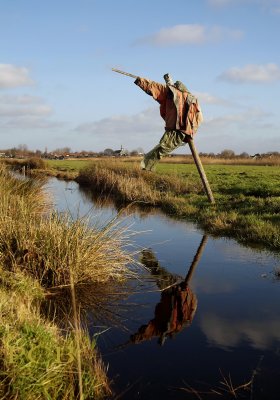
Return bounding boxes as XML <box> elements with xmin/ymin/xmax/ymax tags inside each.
<box><xmin>46</xmin><ymin>178</ymin><xmax>280</xmax><ymax>399</ymax></box>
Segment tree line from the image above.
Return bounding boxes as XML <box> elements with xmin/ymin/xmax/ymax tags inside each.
<box><xmin>0</xmin><ymin>145</ymin><xmax>279</xmax><ymax>160</ymax></box>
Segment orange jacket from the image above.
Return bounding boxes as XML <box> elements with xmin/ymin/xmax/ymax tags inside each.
<box><xmin>135</xmin><ymin>77</ymin><xmax>203</xmax><ymax>137</ymax></box>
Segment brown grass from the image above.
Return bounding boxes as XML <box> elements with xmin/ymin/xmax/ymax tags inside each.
<box><xmin>77</xmin><ymin>159</ymin><xmax>201</xmax><ymax>206</ymax></box>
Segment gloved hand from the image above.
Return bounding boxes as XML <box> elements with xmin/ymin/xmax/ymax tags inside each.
<box><xmin>163</xmin><ymin>73</ymin><xmax>173</xmax><ymax>85</ymax></box>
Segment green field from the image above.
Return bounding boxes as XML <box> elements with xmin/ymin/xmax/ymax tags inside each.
<box><xmin>47</xmin><ymin>158</ymin><xmax>280</xmax><ymax>198</ymax></box>
<box><xmin>47</xmin><ymin>159</ymin><xmax>91</xmax><ymax>171</ymax></box>
<box><xmin>157</xmin><ymin>163</ymin><xmax>280</xmax><ymax>197</ymax></box>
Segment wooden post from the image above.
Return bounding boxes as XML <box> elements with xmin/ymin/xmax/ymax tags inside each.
<box><xmin>186</xmin><ymin>137</ymin><xmax>215</xmax><ymax>204</ymax></box>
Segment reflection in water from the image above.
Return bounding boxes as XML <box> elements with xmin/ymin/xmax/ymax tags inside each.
<box><xmin>130</xmin><ymin>235</ymin><xmax>208</xmax><ymax>346</ymax></box>
<box><xmin>78</xmin><ymin>183</ymin><xmax>167</xmax><ymax>219</ymax></box>
<box><xmin>201</xmin><ymin>313</ymin><xmax>280</xmax><ymax>351</ymax></box>
<box><xmin>42</xmin><ymin>281</ymin><xmax>132</xmax><ymax>333</ymax></box>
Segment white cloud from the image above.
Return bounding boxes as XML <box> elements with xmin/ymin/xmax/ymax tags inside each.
<box><xmin>0</xmin><ymin>64</ymin><xmax>34</xmax><ymax>89</ymax></box>
<box><xmin>205</xmin><ymin>107</ymin><xmax>271</xmax><ymax>125</ymax></box>
<box><xmin>0</xmin><ymin>105</ymin><xmax>51</xmax><ymax>117</ymax></box>
<box><xmin>3</xmin><ymin>116</ymin><xmax>64</xmax><ymax>130</ymax></box>
<box><xmin>75</xmin><ymin>107</ymin><xmax>165</xmax><ymax>152</ymax></box>
<box><xmin>219</xmin><ymin>63</ymin><xmax>280</xmax><ymax>83</ymax></box>
<box><xmin>135</xmin><ymin>24</ymin><xmax>243</xmax><ymax>46</ymax></box>
<box><xmin>73</xmin><ymin>103</ymin><xmax>279</xmax><ymax>154</ymax></box>
<box><xmin>0</xmin><ymin>94</ymin><xmax>52</xmax><ymax>118</ymax></box>
<box><xmin>0</xmin><ymin>94</ymin><xmax>44</xmax><ymax>105</ymax></box>
<box><xmin>194</xmin><ymin>91</ymin><xmax>231</xmax><ymax>105</ymax></box>
<box><xmin>75</xmin><ymin>107</ymin><xmax>162</xmax><ymax>135</ymax></box>
<box><xmin>0</xmin><ymin>93</ymin><xmax>65</xmax><ymax>132</ymax></box>
<box><xmin>194</xmin><ymin>105</ymin><xmax>279</xmax><ymax>153</ymax></box>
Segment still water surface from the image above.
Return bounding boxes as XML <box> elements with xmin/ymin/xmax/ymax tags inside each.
<box><xmin>46</xmin><ymin>178</ymin><xmax>280</xmax><ymax>399</ymax></box>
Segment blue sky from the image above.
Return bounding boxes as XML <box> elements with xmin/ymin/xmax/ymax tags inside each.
<box><xmin>0</xmin><ymin>0</ymin><xmax>280</xmax><ymax>154</ymax></box>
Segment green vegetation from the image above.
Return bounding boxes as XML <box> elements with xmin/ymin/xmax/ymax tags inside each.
<box><xmin>73</xmin><ymin>159</ymin><xmax>279</xmax><ymax>251</ymax></box>
<box><xmin>0</xmin><ymin>269</ymin><xmax>109</xmax><ymax>400</ymax></box>
<box><xmin>0</xmin><ymin>163</ymin><xmax>139</xmax><ymax>399</ymax></box>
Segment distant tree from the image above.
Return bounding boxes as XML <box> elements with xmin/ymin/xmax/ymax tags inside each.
<box><xmin>53</xmin><ymin>147</ymin><xmax>71</xmax><ymax>154</ymax></box>
<box><xmin>103</xmin><ymin>148</ymin><xmax>114</xmax><ymax>156</ymax></box>
<box><xmin>220</xmin><ymin>149</ymin><xmax>235</xmax><ymax>159</ymax></box>
<box><xmin>17</xmin><ymin>144</ymin><xmax>28</xmax><ymax>156</ymax></box>
<box><xmin>239</xmin><ymin>152</ymin><xmax>249</xmax><ymax>158</ymax></box>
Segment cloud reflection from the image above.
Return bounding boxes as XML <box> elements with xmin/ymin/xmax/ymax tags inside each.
<box><xmin>200</xmin><ymin>313</ymin><xmax>280</xmax><ymax>350</ymax></box>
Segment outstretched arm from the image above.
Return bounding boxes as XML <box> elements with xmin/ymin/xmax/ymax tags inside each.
<box><xmin>134</xmin><ymin>77</ymin><xmax>167</xmax><ymax>104</ymax></box>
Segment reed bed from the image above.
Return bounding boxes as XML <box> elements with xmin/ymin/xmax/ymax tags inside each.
<box><xmin>77</xmin><ymin>159</ymin><xmax>201</xmax><ymax>205</ymax></box>
<box><xmin>0</xmin><ymin>164</ymin><xmax>138</xmax><ymax>288</ymax></box>
<box><xmin>0</xmin><ymin>163</ymin><xmax>140</xmax><ymax>398</ymax></box>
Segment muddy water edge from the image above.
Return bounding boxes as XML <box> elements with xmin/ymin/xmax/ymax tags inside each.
<box><xmin>46</xmin><ymin>177</ymin><xmax>280</xmax><ymax>400</ymax></box>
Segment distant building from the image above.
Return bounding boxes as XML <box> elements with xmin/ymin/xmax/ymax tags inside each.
<box><xmin>114</xmin><ymin>145</ymin><xmax>127</xmax><ymax>157</ymax></box>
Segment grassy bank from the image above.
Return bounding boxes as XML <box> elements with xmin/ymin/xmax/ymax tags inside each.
<box><xmin>5</xmin><ymin>157</ymin><xmax>280</xmax><ymax>250</ymax></box>
<box><xmin>0</xmin><ymin>163</ymin><xmax>138</xmax><ymax>399</ymax></box>
<box><xmin>75</xmin><ymin>159</ymin><xmax>280</xmax><ymax>251</ymax></box>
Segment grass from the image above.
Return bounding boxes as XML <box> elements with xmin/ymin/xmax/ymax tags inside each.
<box><xmin>0</xmin><ymin>162</ymin><xmax>140</xmax><ymax>399</ymax></box>
<box><xmin>0</xmin><ymin>268</ymin><xmax>110</xmax><ymax>400</ymax></box>
<box><xmin>0</xmin><ymin>164</ymin><xmax>137</xmax><ymax>288</ymax></box>
<box><xmin>155</xmin><ymin>154</ymin><xmax>280</xmax><ymax>166</ymax></box>
<box><xmin>3</xmin><ymin>158</ymin><xmax>278</xmax><ymax>260</ymax></box>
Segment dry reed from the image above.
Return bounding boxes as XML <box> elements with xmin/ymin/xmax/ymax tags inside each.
<box><xmin>0</xmin><ymin>163</ymin><xmax>142</xmax><ymax>399</ymax></box>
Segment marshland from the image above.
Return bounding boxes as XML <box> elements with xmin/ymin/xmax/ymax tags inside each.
<box><xmin>1</xmin><ymin>156</ymin><xmax>279</xmax><ymax>399</ymax></box>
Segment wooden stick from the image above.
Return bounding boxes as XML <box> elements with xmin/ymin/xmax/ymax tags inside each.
<box><xmin>112</xmin><ymin>68</ymin><xmax>138</xmax><ymax>79</ymax></box>
<box><xmin>186</xmin><ymin>137</ymin><xmax>215</xmax><ymax>204</ymax></box>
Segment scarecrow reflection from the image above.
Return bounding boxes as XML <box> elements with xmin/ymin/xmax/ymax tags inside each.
<box><xmin>130</xmin><ymin>235</ymin><xmax>208</xmax><ymax>346</ymax></box>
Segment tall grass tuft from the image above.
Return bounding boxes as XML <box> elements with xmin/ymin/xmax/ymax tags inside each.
<box><xmin>0</xmin><ymin>163</ymin><xmax>140</xmax><ymax>398</ymax></box>
<box><xmin>0</xmin><ymin>164</ymin><xmax>137</xmax><ymax>288</ymax></box>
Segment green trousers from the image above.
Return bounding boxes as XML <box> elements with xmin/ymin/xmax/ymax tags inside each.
<box><xmin>141</xmin><ymin>130</ymin><xmax>186</xmax><ymax>171</ymax></box>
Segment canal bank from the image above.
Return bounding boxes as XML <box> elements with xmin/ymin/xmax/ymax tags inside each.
<box><xmin>47</xmin><ymin>177</ymin><xmax>280</xmax><ymax>400</ymax></box>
